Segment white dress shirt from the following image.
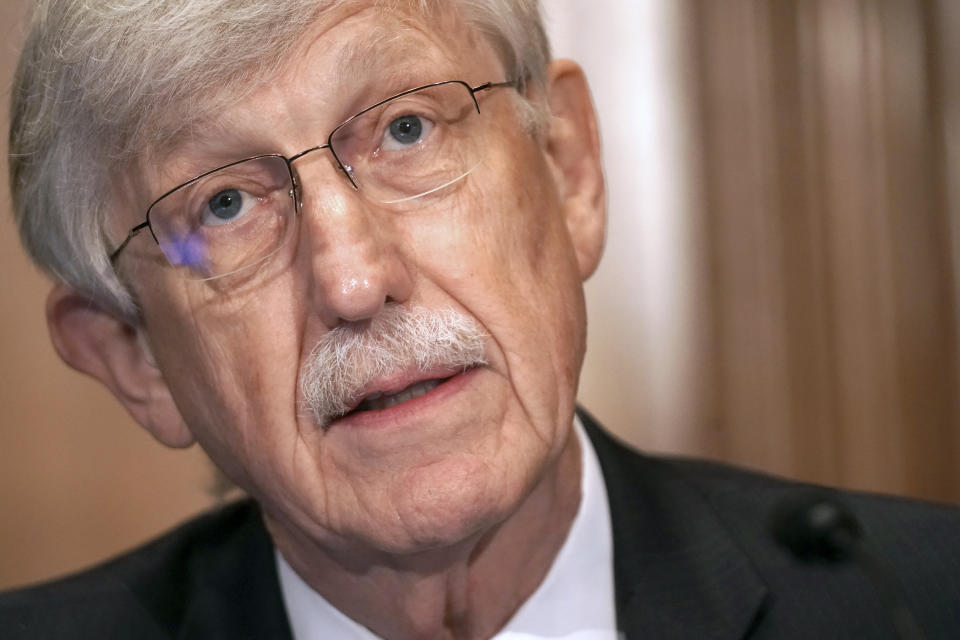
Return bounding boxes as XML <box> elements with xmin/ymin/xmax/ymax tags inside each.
<box><xmin>276</xmin><ymin>417</ymin><xmax>618</xmax><ymax>639</ymax></box>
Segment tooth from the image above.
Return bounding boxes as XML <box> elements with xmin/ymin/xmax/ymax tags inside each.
<box><xmin>358</xmin><ymin>379</ymin><xmax>443</xmax><ymax>412</ymax></box>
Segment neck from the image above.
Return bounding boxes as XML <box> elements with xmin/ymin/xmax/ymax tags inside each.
<box><xmin>267</xmin><ymin>431</ymin><xmax>582</xmax><ymax>640</ymax></box>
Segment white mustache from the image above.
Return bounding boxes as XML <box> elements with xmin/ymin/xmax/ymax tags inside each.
<box><xmin>299</xmin><ymin>306</ymin><xmax>488</xmax><ymax>428</ymax></box>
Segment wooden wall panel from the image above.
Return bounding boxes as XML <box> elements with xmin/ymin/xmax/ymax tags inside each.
<box><xmin>690</xmin><ymin>0</ymin><xmax>959</xmax><ymax>500</ymax></box>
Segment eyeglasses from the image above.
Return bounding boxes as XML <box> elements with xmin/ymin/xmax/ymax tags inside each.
<box><xmin>109</xmin><ymin>79</ymin><xmax>517</xmax><ymax>280</ymax></box>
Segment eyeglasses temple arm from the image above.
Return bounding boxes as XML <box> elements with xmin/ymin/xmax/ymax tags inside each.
<box><xmin>471</xmin><ymin>79</ymin><xmax>520</xmax><ymax>94</ymax></box>
<box><xmin>109</xmin><ymin>221</ymin><xmax>150</xmax><ymax>263</ymax></box>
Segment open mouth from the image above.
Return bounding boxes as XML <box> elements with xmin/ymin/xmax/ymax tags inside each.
<box><xmin>347</xmin><ymin>375</ymin><xmax>455</xmax><ymax>416</ymax></box>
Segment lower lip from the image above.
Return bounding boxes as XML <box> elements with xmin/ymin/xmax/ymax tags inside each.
<box><xmin>329</xmin><ymin>366</ymin><xmax>482</xmax><ymax>431</ymax></box>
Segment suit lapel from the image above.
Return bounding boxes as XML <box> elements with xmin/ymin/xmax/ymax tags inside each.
<box><xmin>581</xmin><ymin>411</ymin><xmax>768</xmax><ymax>639</ymax></box>
<box><xmin>176</xmin><ymin>502</ymin><xmax>293</xmax><ymax>640</ymax></box>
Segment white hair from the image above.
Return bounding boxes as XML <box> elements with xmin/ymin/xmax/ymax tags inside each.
<box><xmin>8</xmin><ymin>0</ymin><xmax>550</xmax><ymax>320</ymax></box>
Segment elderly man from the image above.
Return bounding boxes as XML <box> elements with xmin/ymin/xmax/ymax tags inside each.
<box><xmin>2</xmin><ymin>1</ymin><xmax>960</xmax><ymax>638</ymax></box>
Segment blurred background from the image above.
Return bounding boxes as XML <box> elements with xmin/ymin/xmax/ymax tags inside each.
<box><xmin>2</xmin><ymin>0</ymin><xmax>958</xmax><ymax>590</ymax></box>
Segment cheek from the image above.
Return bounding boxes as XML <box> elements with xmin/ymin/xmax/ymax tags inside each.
<box><xmin>137</xmin><ymin>272</ymin><xmax>308</xmax><ymax>480</ymax></box>
<box><xmin>412</xmin><ymin>141</ymin><xmax>577</xmax><ymax>289</ymax></box>
<box><xmin>409</xmin><ymin>141</ymin><xmax>587</xmax><ymax>425</ymax></box>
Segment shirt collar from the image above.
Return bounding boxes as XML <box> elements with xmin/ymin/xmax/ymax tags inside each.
<box><xmin>276</xmin><ymin>416</ymin><xmax>617</xmax><ymax>639</ymax></box>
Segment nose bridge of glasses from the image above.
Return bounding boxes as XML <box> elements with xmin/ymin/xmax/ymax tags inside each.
<box><xmin>288</xmin><ymin>143</ymin><xmax>358</xmax><ymax>208</ymax></box>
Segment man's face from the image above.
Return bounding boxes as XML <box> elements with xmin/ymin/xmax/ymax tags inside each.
<box><xmin>118</xmin><ymin>5</ymin><xmax>603</xmax><ymax>555</ymax></box>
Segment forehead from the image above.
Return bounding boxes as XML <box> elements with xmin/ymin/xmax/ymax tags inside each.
<box><xmin>293</xmin><ymin>4</ymin><xmax>491</xmax><ymax>90</ymax></box>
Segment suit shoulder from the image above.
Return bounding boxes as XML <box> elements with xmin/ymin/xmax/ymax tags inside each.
<box><xmin>0</xmin><ymin>499</ymin><xmax>266</xmax><ymax>639</ymax></box>
<box><xmin>584</xmin><ymin>413</ymin><xmax>960</xmax><ymax>539</ymax></box>
<box><xmin>581</xmin><ymin>410</ymin><xmax>960</xmax><ymax>634</ymax></box>
<box><xmin>660</xmin><ymin>453</ymin><xmax>960</xmax><ymax>543</ymax></box>
<box><xmin>665</xmin><ymin>454</ymin><xmax>960</xmax><ymax>627</ymax></box>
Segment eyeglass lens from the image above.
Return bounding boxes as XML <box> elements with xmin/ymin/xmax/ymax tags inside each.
<box><xmin>147</xmin><ymin>81</ymin><xmax>485</xmax><ymax>280</ymax></box>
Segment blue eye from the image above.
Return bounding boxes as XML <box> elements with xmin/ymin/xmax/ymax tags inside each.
<box><xmin>203</xmin><ymin>188</ymin><xmax>255</xmax><ymax>226</ymax></box>
<box><xmin>381</xmin><ymin>114</ymin><xmax>434</xmax><ymax>150</ymax></box>
<box><xmin>390</xmin><ymin>116</ymin><xmax>422</xmax><ymax>143</ymax></box>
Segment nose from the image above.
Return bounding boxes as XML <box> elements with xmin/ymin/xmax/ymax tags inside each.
<box><xmin>296</xmin><ymin>168</ymin><xmax>414</xmax><ymax>328</ymax></box>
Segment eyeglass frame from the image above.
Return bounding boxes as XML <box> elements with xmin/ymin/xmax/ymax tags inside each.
<box><xmin>108</xmin><ymin>78</ymin><xmax>519</xmax><ymax>265</ymax></box>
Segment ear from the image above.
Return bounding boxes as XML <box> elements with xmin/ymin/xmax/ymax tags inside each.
<box><xmin>46</xmin><ymin>285</ymin><xmax>195</xmax><ymax>448</ymax></box>
<box><xmin>544</xmin><ymin>59</ymin><xmax>607</xmax><ymax>280</ymax></box>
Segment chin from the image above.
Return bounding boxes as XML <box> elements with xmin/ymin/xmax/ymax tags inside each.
<box><xmin>373</xmin><ymin>454</ymin><xmax>531</xmax><ymax>554</ymax></box>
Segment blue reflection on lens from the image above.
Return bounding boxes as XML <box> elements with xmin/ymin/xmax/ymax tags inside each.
<box><xmin>162</xmin><ymin>232</ymin><xmax>211</xmax><ymax>273</ymax></box>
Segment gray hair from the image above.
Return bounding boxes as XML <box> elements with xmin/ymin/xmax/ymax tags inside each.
<box><xmin>8</xmin><ymin>0</ymin><xmax>550</xmax><ymax>320</ymax></box>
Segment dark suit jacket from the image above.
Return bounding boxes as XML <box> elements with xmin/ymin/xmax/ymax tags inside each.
<box><xmin>3</xmin><ymin>411</ymin><xmax>960</xmax><ymax>639</ymax></box>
